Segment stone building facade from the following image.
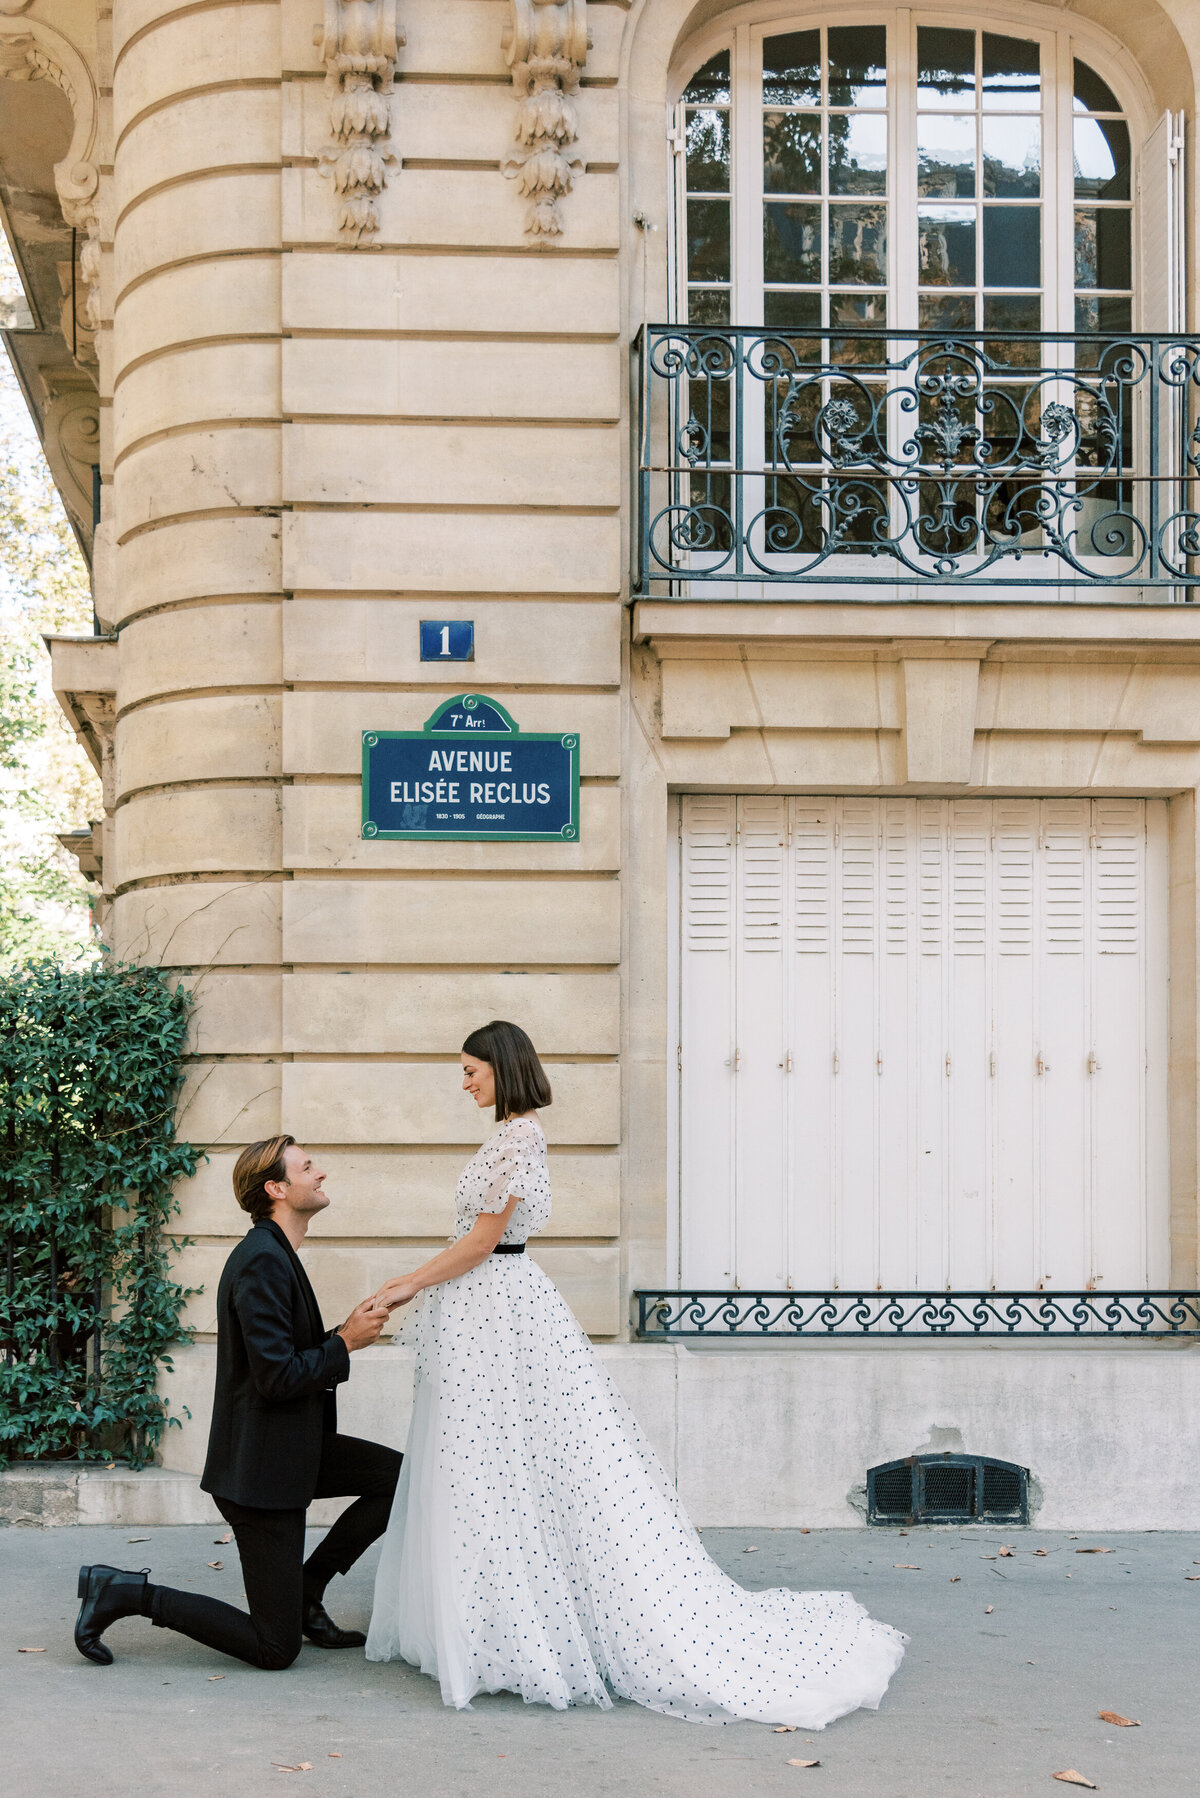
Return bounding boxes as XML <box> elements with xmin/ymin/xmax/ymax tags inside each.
<box><xmin>6</xmin><ymin>0</ymin><xmax>1199</xmax><ymax>1524</ymax></box>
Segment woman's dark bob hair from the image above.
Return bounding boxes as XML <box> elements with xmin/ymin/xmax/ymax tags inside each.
<box><xmin>462</xmin><ymin>1020</ymin><xmax>552</xmax><ymax>1122</ymax></box>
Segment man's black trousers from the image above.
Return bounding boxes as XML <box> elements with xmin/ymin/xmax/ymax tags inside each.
<box><xmin>148</xmin><ymin>1433</ymin><xmax>402</xmax><ymax>1670</ymax></box>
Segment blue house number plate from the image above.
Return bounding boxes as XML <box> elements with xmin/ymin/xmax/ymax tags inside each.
<box><xmin>419</xmin><ymin>620</ymin><xmax>474</xmax><ymax>661</ymax></box>
<box><xmin>362</xmin><ymin>694</ymin><xmax>580</xmax><ymax>842</ymax></box>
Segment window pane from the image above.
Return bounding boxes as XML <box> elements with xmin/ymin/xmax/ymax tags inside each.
<box><xmin>831</xmin><ymin>293</ymin><xmax>887</xmax><ymax>364</ymax></box>
<box><xmin>1074</xmin><ymin>207</ymin><xmax>1131</xmax><ymax>289</ymax></box>
<box><xmin>917</xmin><ymin>27</ymin><xmax>975</xmax><ymax>109</ymax></box>
<box><xmin>829</xmin><ymin>114</ymin><xmax>888</xmax><ymax>195</ymax></box>
<box><xmin>981</xmin><ymin>33</ymin><xmax>1040</xmax><ymax>111</ymax></box>
<box><xmin>829</xmin><ymin>204</ymin><xmax>887</xmax><ymax>282</ymax></box>
<box><xmin>982</xmin><ymin>118</ymin><xmax>1040</xmax><ymax>197</ymax></box>
<box><xmin>919</xmin><ymin>206</ymin><xmax>975</xmax><ymax>286</ymax></box>
<box><xmin>918</xmin><ymin>115</ymin><xmax>976</xmax><ymax>198</ymax></box>
<box><xmin>983</xmin><ymin>207</ymin><xmax>1040</xmax><ymax>286</ymax></box>
<box><xmin>827</xmin><ymin>25</ymin><xmax>887</xmax><ymax>108</ymax></box>
<box><xmin>983</xmin><ymin>294</ymin><xmax>1041</xmax><ymax>366</ymax></box>
<box><xmin>685</xmin><ymin>51</ymin><xmax>731</xmax><ymax>107</ymax></box>
<box><xmin>1074</xmin><ymin>118</ymin><xmax>1130</xmax><ymax>201</ymax></box>
<box><xmin>1073</xmin><ymin>59</ymin><xmax>1120</xmax><ymax>114</ymax></box>
<box><xmin>687</xmin><ymin>197</ymin><xmax>731</xmax><ymax>282</ymax></box>
<box><xmin>686</xmin><ymin>109</ymin><xmax>731</xmax><ymax>192</ymax></box>
<box><xmin>765</xmin><ymin>202</ymin><xmax>822</xmax><ymax>282</ymax></box>
<box><xmin>1074</xmin><ymin>295</ymin><xmax>1132</xmax><ymax>335</ymax></box>
<box><xmin>763</xmin><ymin>30</ymin><xmax>820</xmax><ymax>107</ymax></box>
<box><xmin>763</xmin><ymin>289</ymin><xmax>822</xmax><ymax>331</ymax></box>
<box><xmin>763</xmin><ymin>112</ymin><xmax>821</xmax><ymax>195</ymax></box>
<box><xmin>920</xmin><ymin>293</ymin><xmax>975</xmax><ymax>331</ymax></box>
<box><xmin>687</xmin><ymin>287</ymin><xmax>731</xmax><ymax>325</ymax></box>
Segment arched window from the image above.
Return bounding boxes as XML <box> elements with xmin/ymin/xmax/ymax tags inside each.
<box><xmin>674</xmin><ymin>16</ymin><xmax>1139</xmax><ymax>337</ymax></box>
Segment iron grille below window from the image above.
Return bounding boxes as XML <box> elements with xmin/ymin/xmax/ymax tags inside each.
<box><xmin>867</xmin><ymin>1454</ymin><xmax>1028</xmax><ymax>1525</ymax></box>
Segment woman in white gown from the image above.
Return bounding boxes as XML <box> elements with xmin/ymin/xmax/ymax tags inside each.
<box><xmin>366</xmin><ymin>1020</ymin><xmax>905</xmax><ymax>1727</ymax></box>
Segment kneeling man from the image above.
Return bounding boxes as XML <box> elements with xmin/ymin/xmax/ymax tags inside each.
<box><xmin>75</xmin><ymin>1136</ymin><xmax>401</xmax><ymax>1668</ymax></box>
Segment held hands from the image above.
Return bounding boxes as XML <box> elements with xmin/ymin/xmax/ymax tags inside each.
<box><xmin>373</xmin><ymin>1276</ymin><xmax>419</xmax><ymax>1313</ymax></box>
<box><xmin>337</xmin><ymin>1296</ymin><xmax>390</xmax><ymax>1352</ymax></box>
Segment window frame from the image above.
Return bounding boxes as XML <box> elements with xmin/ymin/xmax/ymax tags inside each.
<box><xmin>669</xmin><ymin>4</ymin><xmax>1151</xmax><ymax>335</ymax></box>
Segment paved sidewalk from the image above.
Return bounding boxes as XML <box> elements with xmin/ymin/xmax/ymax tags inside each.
<box><xmin>5</xmin><ymin>1524</ymin><xmax>1196</xmax><ymax>1798</ymax></box>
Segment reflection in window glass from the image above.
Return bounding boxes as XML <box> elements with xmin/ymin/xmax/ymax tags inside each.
<box><xmin>1073</xmin><ymin>60</ymin><xmax>1120</xmax><ymax>114</ymax></box>
<box><xmin>917</xmin><ymin>27</ymin><xmax>975</xmax><ymax>109</ymax></box>
<box><xmin>1074</xmin><ymin>117</ymin><xmax>1130</xmax><ymax>200</ymax></box>
<box><xmin>764</xmin><ymin>112</ymin><xmax>821</xmax><ymax>194</ymax></box>
<box><xmin>827</xmin><ymin>25</ymin><xmax>887</xmax><ymax>108</ymax></box>
<box><xmin>981</xmin><ymin>33</ymin><xmax>1040</xmax><ymax>111</ymax></box>
<box><xmin>918</xmin><ymin>115</ymin><xmax>975</xmax><ymax>198</ymax></box>
<box><xmin>829</xmin><ymin>205</ymin><xmax>887</xmax><ymax>282</ymax></box>
<box><xmin>765</xmin><ymin>202</ymin><xmax>823</xmax><ymax>283</ymax></box>
<box><xmin>1074</xmin><ymin>207</ymin><xmax>1132</xmax><ymax>291</ymax></box>
<box><xmin>982</xmin><ymin>118</ymin><xmax>1040</xmax><ymax>197</ymax></box>
<box><xmin>686</xmin><ymin>110</ymin><xmax>730</xmax><ymax>192</ymax></box>
<box><xmin>828</xmin><ymin>114</ymin><xmax>888</xmax><ymax>195</ymax></box>
<box><xmin>920</xmin><ymin>293</ymin><xmax>975</xmax><ymax>331</ymax></box>
<box><xmin>983</xmin><ymin>208</ymin><xmax>1040</xmax><ymax>286</ymax></box>
<box><xmin>919</xmin><ymin>206</ymin><xmax>976</xmax><ymax>286</ymax></box>
<box><xmin>683</xmin><ymin>53</ymin><xmax>732</xmax><ymax>323</ymax></box>
<box><xmin>763</xmin><ymin>30</ymin><xmax>820</xmax><ymax>107</ymax></box>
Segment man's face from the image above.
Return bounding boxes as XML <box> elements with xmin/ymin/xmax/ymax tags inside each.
<box><xmin>270</xmin><ymin>1144</ymin><xmax>330</xmax><ymax>1218</ymax></box>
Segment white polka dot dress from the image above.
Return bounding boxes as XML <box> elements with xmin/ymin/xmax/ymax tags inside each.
<box><xmin>366</xmin><ymin>1116</ymin><xmax>906</xmax><ymax>1725</ymax></box>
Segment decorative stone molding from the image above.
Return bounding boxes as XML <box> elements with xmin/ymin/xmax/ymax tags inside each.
<box><xmin>0</xmin><ymin>18</ymin><xmax>101</xmax><ymax>347</ymax></box>
<box><xmin>314</xmin><ymin>0</ymin><xmax>403</xmax><ymax>243</ymax></box>
<box><xmin>40</xmin><ymin>369</ymin><xmax>100</xmax><ymax>531</ymax></box>
<box><xmin>501</xmin><ymin>0</ymin><xmax>589</xmax><ymax>238</ymax></box>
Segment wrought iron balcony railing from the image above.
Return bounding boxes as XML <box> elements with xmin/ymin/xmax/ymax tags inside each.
<box><xmin>634</xmin><ymin>327</ymin><xmax>1200</xmax><ymax>596</ymax></box>
<box><xmin>633</xmin><ymin>1290</ymin><xmax>1200</xmax><ymax>1338</ymax></box>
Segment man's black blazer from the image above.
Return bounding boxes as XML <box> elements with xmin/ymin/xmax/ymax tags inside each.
<box><xmin>200</xmin><ymin>1218</ymin><xmax>351</xmax><ymax>1509</ymax></box>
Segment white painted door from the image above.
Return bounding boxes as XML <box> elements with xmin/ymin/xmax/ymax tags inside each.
<box><xmin>678</xmin><ymin>796</ymin><xmax>1168</xmax><ymax>1293</ymax></box>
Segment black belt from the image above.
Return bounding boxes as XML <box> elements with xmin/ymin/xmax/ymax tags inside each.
<box><xmin>493</xmin><ymin>1243</ymin><xmax>526</xmax><ymax>1255</ymax></box>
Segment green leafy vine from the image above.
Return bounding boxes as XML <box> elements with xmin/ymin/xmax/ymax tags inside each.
<box><xmin>0</xmin><ymin>957</ymin><xmax>200</xmax><ymax>1467</ymax></box>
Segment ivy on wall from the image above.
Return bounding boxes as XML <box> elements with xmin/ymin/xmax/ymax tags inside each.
<box><xmin>0</xmin><ymin>957</ymin><xmax>199</xmax><ymax>1467</ymax></box>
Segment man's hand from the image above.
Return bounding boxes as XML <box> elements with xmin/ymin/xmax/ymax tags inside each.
<box><xmin>337</xmin><ymin>1297</ymin><xmax>388</xmax><ymax>1353</ymax></box>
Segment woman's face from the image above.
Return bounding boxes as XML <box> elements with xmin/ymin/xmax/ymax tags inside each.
<box><xmin>461</xmin><ymin>1052</ymin><xmax>495</xmax><ymax>1110</ymax></box>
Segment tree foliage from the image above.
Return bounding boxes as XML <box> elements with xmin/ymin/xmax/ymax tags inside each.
<box><xmin>0</xmin><ymin>957</ymin><xmax>200</xmax><ymax>1465</ymax></box>
<box><xmin>0</xmin><ymin>347</ymin><xmax>99</xmax><ymax>966</ymax></box>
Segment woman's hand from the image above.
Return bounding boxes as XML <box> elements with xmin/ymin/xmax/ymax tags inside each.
<box><xmin>374</xmin><ymin>1276</ymin><xmax>419</xmax><ymax>1312</ymax></box>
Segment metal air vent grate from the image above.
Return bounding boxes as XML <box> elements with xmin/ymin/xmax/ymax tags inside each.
<box><xmin>867</xmin><ymin>1454</ymin><xmax>1028</xmax><ymax>1525</ymax></box>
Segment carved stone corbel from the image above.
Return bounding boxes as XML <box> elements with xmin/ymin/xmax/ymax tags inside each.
<box><xmin>502</xmin><ymin>0</ymin><xmax>589</xmax><ymax>239</ymax></box>
<box><xmin>315</xmin><ymin>0</ymin><xmax>403</xmax><ymax>243</ymax></box>
<box><xmin>39</xmin><ymin>369</ymin><xmax>101</xmax><ymax>532</ymax></box>
<box><xmin>0</xmin><ymin>18</ymin><xmax>101</xmax><ymax>348</ymax></box>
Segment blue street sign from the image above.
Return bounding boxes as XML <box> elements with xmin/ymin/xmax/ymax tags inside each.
<box><xmin>419</xmin><ymin>620</ymin><xmax>474</xmax><ymax>662</ymax></box>
<box><xmin>362</xmin><ymin>694</ymin><xmax>579</xmax><ymax>842</ymax></box>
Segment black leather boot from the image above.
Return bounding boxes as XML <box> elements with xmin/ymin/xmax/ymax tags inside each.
<box><xmin>301</xmin><ymin>1596</ymin><xmax>366</xmax><ymax>1649</ymax></box>
<box><xmin>75</xmin><ymin>1565</ymin><xmax>150</xmax><ymax>1665</ymax></box>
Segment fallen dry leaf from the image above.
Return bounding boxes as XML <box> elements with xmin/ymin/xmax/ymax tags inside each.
<box><xmin>786</xmin><ymin>1760</ymin><xmax>821</xmax><ymax>1768</ymax></box>
<box><xmin>950</xmin><ymin>1576</ymin><xmax>961</xmax><ymax>1583</ymax></box>
<box><xmin>215</xmin><ymin>1532</ymin><xmax>233</xmax><ymax>1545</ymax></box>
<box><xmin>1033</xmin><ymin>1548</ymin><xmax>1048</xmax><ymax>1556</ymax></box>
<box><xmin>744</xmin><ymin>1546</ymin><xmax>759</xmax><ymax>1553</ymax></box>
<box><xmin>209</xmin><ymin>1674</ymin><xmax>225</xmax><ymax>1681</ymax></box>
<box><xmin>894</xmin><ymin>1563</ymin><xmax>921</xmax><ymax>1569</ymax></box>
<box><xmin>328</xmin><ymin>1754</ymin><xmax>342</xmax><ymax>1759</ymax></box>
<box><xmin>1187</xmin><ymin>1576</ymin><xmax>1200</xmax><ymax>1582</ymax></box>
<box><xmin>998</xmin><ymin>1546</ymin><xmax>1015</xmax><ymax>1557</ymax></box>
<box><xmin>18</xmin><ymin>1647</ymin><xmax>46</xmax><ymax>1654</ymax></box>
<box><xmin>1097</xmin><ymin>1711</ymin><xmax>1139</xmax><ymax>1727</ymax></box>
<box><xmin>128</xmin><ymin>1537</ymin><xmax>150</xmax><ymax>1544</ymax></box>
<box><xmin>985</xmin><ymin>1605</ymin><xmax>995</xmax><ymax>1614</ymax></box>
<box><xmin>773</xmin><ymin>1725</ymin><xmax>797</xmax><ymax>1733</ymax></box>
<box><xmin>1075</xmin><ymin>1547</ymin><xmax>1113</xmax><ymax>1554</ymax></box>
<box><xmin>1053</xmin><ymin>1773</ymin><xmax>1096</xmax><ymax>1789</ymax></box>
<box><xmin>271</xmin><ymin>1766</ymin><xmax>314</xmax><ymax>1774</ymax></box>
<box><xmin>208</xmin><ymin>1561</ymin><xmax>224</xmax><ymax>1570</ymax></box>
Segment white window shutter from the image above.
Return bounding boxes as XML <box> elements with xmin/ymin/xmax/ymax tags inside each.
<box><xmin>682</xmin><ymin>795</ymin><xmax>734</xmax><ymax>950</ymax></box>
<box><xmin>1138</xmin><ymin>112</ymin><xmax>1185</xmax><ymax>332</ymax></box>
